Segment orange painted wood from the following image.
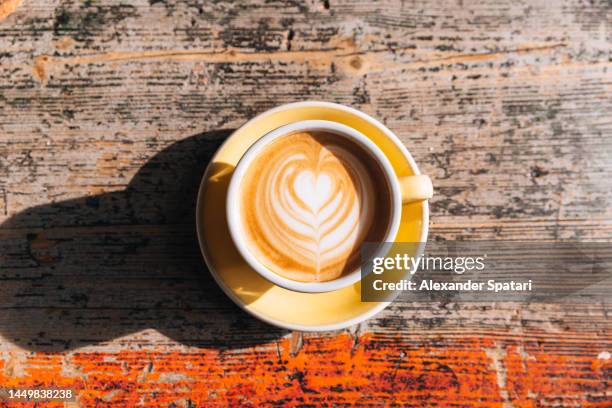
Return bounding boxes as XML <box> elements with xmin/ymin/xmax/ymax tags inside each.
<box><xmin>1</xmin><ymin>333</ymin><xmax>610</xmax><ymax>407</ymax></box>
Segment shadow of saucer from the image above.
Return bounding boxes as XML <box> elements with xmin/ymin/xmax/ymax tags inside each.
<box><xmin>0</xmin><ymin>129</ymin><xmax>286</xmax><ymax>352</ymax></box>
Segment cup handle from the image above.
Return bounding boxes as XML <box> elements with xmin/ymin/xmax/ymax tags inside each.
<box><xmin>398</xmin><ymin>175</ymin><xmax>433</xmax><ymax>204</ymax></box>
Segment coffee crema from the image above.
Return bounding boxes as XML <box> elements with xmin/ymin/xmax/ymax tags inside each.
<box><xmin>239</xmin><ymin>131</ymin><xmax>391</xmax><ymax>282</ymax></box>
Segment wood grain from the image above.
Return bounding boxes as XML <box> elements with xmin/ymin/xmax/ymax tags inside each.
<box><xmin>0</xmin><ymin>0</ymin><xmax>610</xmax><ymax>406</ymax></box>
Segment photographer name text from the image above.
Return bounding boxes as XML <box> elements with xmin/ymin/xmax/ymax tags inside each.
<box><xmin>372</xmin><ymin>279</ymin><xmax>533</xmax><ymax>292</ymax></box>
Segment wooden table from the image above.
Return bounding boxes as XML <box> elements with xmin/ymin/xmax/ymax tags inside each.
<box><xmin>1</xmin><ymin>0</ymin><xmax>610</xmax><ymax>406</ymax></box>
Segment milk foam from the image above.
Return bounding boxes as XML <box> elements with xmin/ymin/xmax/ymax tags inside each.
<box><xmin>240</xmin><ymin>131</ymin><xmax>391</xmax><ymax>282</ymax></box>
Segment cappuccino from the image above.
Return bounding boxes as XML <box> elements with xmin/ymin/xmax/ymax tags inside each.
<box><xmin>238</xmin><ymin>131</ymin><xmax>392</xmax><ymax>282</ymax></box>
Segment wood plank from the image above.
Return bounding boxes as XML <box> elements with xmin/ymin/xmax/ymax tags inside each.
<box><xmin>0</xmin><ymin>333</ymin><xmax>610</xmax><ymax>406</ymax></box>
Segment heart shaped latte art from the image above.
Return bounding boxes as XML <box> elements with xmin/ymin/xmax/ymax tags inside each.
<box><xmin>240</xmin><ymin>131</ymin><xmax>391</xmax><ymax>282</ymax></box>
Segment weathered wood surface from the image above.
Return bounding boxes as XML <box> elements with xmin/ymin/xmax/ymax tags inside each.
<box><xmin>0</xmin><ymin>0</ymin><xmax>610</xmax><ymax>406</ymax></box>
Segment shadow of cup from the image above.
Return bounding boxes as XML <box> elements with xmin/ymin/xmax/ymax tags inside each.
<box><xmin>0</xmin><ymin>129</ymin><xmax>286</xmax><ymax>352</ymax></box>
<box><xmin>198</xmin><ymin>160</ymin><xmax>276</xmax><ymax>306</ymax></box>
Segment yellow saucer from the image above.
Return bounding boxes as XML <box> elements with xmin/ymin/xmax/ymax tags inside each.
<box><xmin>196</xmin><ymin>102</ymin><xmax>429</xmax><ymax>331</ymax></box>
